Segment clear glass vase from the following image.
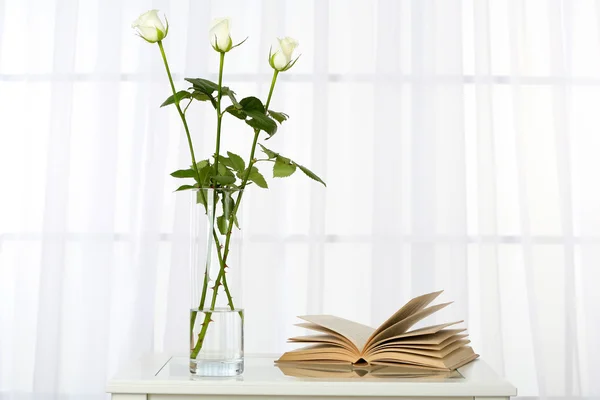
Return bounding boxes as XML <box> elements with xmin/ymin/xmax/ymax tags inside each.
<box><xmin>189</xmin><ymin>188</ymin><xmax>244</xmax><ymax>376</ymax></box>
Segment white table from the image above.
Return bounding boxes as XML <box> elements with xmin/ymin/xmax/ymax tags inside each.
<box><xmin>106</xmin><ymin>354</ymin><xmax>517</xmax><ymax>400</ymax></box>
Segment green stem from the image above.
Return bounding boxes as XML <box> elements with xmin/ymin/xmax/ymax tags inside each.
<box><xmin>209</xmin><ymin>52</ymin><xmax>230</xmax><ymax>308</ymax></box>
<box><xmin>190</xmin><ymin>269</ymin><xmax>224</xmax><ymax>359</ymax></box>
<box><xmin>213</xmin><ymin>52</ymin><xmax>226</xmax><ymax>179</ymax></box>
<box><xmin>183</xmin><ymin>97</ymin><xmax>194</xmax><ymax>114</ymax></box>
<box><xmin>158</xmin><ymin>41</ymin><xmax>216</xmax><ymax>342</ymax></box>
<box><xmin>158</xmin><ymin>41</ymin><xmax>200</xmax><ymax>182</ymax></box>
<box><xmin>196</xmin><ymin>53</ymin><xmax>229</xmax><ymax>338</ymax></box>
<box><xmin>208</xmin><ymin>52</ymin><xmax>226</xmax><ymax>312</ymax></box>
<box><xmin>210</xmin><ymin>50</ymin><xmax>226</xmax><ymax>284</ymax></box>
<box><xmin>190</xmin><ymin>231</ymin><xmax>230</xmax><ymax>359</ymax></box>
<box><xmin>191</xmin><ymin>53</ymin><xmax>236</xmax><ymax>359</ymax></box>
<box><xmin>265</xmin><ymin>70</ymin><xmax>278</xmax><ymax>110</ymax></box>
<box><xmin>210</xmin><ymin>53</ymin><xmax>237</xmax><ymax>313</ymax></box>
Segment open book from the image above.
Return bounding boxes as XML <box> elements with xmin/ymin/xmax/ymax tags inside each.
<box><xmin>276</xmin><ymin>291</ymin><xmax>478</xmax><ymax>371</ymax></box>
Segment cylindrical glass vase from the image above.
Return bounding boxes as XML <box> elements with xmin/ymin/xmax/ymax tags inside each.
<box><xmin>189</xmin><ymin>188</ymin><xmax>244</xmax><ymax>376</ymax></box>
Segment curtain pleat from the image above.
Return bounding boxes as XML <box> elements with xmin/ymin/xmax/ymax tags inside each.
<box><xmin>305</xmin><ymin>0</ymin><xmax>328</xmax><ymax>316</ymax></box>
<box><xmin>33</xmin><ymin>0</ymin><xmax>79</xmax><ymax>395</ymax></box>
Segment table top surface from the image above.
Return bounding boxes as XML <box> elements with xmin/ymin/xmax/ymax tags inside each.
<box><xmin>106</xmin><ymin>354</ymin><xmax>517</xmax><ymax>397</ymax></box>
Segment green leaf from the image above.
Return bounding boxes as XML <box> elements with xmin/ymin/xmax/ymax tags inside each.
<box><xmin>224</xmin><ymin>105</ymin><xmax>247</xmax><ymax>120</ymax></box>
<box><xmin>224</xmin><ymin>97</ymin><xmax>277</xmax><ymax>135</ymax></box>
<box><xmin>239</xmin><ymin>96</ymin><xmax>266</xmax><ymax>113</ymax></box>
<box><xmin>191</xmin><ymin>91</ymin><xmax>213</xmax><ymax>102</ymax></box>
<box><xmin>216</xmin><ymin>215</ymin><xmax>227</xmax><ymax>235</ymax></box>
<box><xmin>185</xmin><ymin>78</ymin><xmax>219</xmax><ymax>95</ymax></box>
<box><xmin>298</xmin><ymin>164</ymin><xmax>326</xmax><ymax>187</ymax></box>
<box><xmin>216</xmin><ymin>161</ymin><xmax>236</xmax><ymax>178</ymax></box>
<box><xmin>211</xmin><ymin>175</ymin><xmax>236</xmax><ymax>185</ymax></box>
<box><xmin>223</xmin><ymin>87</ymin><xmax>241</xmax><ymax>109</ymax></box>
<box><xmin>161</xmin><ymin>90</ymin><xmax>191</xmax><ymax>107</ymax></box>
<box><xmin>258</xmin><ymin>144</ymin><xmax>278</xmax><ymax>159</ymax></box>
<box><xmin>196</xmin><ymin>160</ymin><xmax>209</xmax><ymax>170</ymax></box>
<box><xmin>256</xmin><ymin>146</ymin><xmax>326</xmax><ymax>186</ymax></box>
<box><xmin>196</xmin><ymin>189</ymin><xmax>208</xmax><ymax>212</ymax></box>
<box><xmin>171</xmin><ymin>168</ymin><xmax>196</xmax><ymax>178</ymax></box>
<box><xmin>220</xmin><ymin>193</ymin><xmax>239</xmax><ymax>229</ymax></box>
<box><xmin>237</xmin><ymin>166</ymin><xmax>268</xmax><ymax>188</ymax></box>
<box><xmin>214</xmin><ymin>155</ymin><xmax>233</xmax><ymax>170</ymax></box>
<box><xmin>175</xmin><ymin>184</ymin><xmax>197</xmax><ymax>191</ymax></box>
<box><xmin>273</xmin><ymin>156</ymin><xmax>296</xmax><ymax>178</ymax></box>
<box><xmin>268</xmin><ymin>110</ymin><xmax>289</xmax><ymax>124</ymax></box>
<box><xmin>197</xmin><ymin>164</ymin><xmax>213</xmax><ymax>185</ymax></box>
<box><xmin>221</xmin><ymin>192</ymin><xmax>234</xmax><ymax>214</ymax></box>
<box><xmin>248</xmin><ymin>167</ymin><xmax>268</xmax><ymax>188</ymax></box>
<box><xmin>245</xmin><ymin>113</ymin><xmax>277</xmax><ymax>136</ymax></box>
<box><xmin>226</xmin><ymin>151</ymin><xmax>245</xmax><ymax>172</ymax></box>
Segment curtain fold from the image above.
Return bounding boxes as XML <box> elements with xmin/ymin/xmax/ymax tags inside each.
<box><xmin>1</xmin><ymin>0</ymin><xmax>599</xmax><ymax>399</ymax></box>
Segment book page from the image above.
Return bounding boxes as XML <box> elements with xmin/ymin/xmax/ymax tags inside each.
<box><xmin>366</xmin><ymin>290</ymin><xmax>443</xmax><ymax>344</ymax></box>
<box><xmin>392</xmin><ymin>333</ymin><xmax>468</xmax><ymax>350</ymax></box>
<box><xmin>373</xmin><ymin>328</ymin><xmax>466</xmax><ymax>350</ymax></box>
<box><xmin>277</xmin><ymin>345</ymin><xmax>357</xmax><ymax>363</ymax></box>
<box><xmin>366</xmin><ymin>302</ymin><xmax>452</xmax><ymax>349</ymax></box>
<box><xmin>392</xmin><ymin>323</ymin><xmax>463</xmax><ymax>340</ymax></box>
<box><xmin>367</xmin><ymin>346</ymin><xmax>477</xmax><ymax>371</ymax></box>
<box><xmin>295</xmin><ymin>322</ymin><xmax>345</xmax><ymax>337</ymax></box>
<box><xmin>283</xmin><ymin>343</ymin><xmax>356</xmax><ymax>357</ymax></box>
<box><xmin>369</xmin><ymin>339</ymin><xmax>470</xmax><ymax>359</ymax></box>
<box><xmin>288</xmin><ymin>334</ymin><xmax>356</xmax><ymax>351</ymax></box>
<box><xmin>444</xmin><ymin>347</ymin><xmax>479</xmax><ymax>370</ymax></box>
<box><xmin>298</xmin><ymin>315</ymin><xmax>375</xmax><ymax>353</ymax></box>
<box><xmin>365</xmin><ymin>350</ymin><xmax>447</xmax><ymax>369</ymax></box>
<box><xmin>279</xmin><ymin>352</ymin><xmax>357</xmax><ymax>363</ymax></box>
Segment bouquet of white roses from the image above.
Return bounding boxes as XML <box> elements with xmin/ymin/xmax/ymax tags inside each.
<box><xmin>133</xmin><ymin>10</ymin><xmax>325</xmax><ymax>360</ymax></box>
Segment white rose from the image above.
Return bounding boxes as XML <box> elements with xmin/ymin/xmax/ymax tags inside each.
<box><xmin>209</xmin><ymin>17</ymin><xmax>233</xmax><ymax>53</ymax></box>
<box><xmin>269</xmin><ymin>37</ymin><xmax>299</xmax><ymax>71</ymax></box>
<box><xmin>132</xmin><ymin>9</ymin><xmax>168</xmax><ymax>43</ymax></box>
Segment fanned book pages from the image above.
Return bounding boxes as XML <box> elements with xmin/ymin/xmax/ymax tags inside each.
<box><xmin>276</xmin><ymin>291</ymin><xmax>479</xmax><ymax>372</ymax></box>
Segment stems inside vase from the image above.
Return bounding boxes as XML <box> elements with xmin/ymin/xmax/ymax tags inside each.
<box><xmin>158</xmin><ymin>42</ymin><xmax>231</xmax><ymax>347</ymax></box>
<box><xmin>190</xmin><ymin>70</ymin><xmax>280</xmax><ymax>358</ymax></box>
<box><xmin>159</xmin><ymin>38</ymin><xmax>282</xmax><ymax>359</ymax></box>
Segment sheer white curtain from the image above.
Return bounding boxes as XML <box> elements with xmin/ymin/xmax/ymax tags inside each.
<box><xmin>1</xmin><ymin>0</ymin><xmax>599</xmax><ymax>399</ymax></box>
